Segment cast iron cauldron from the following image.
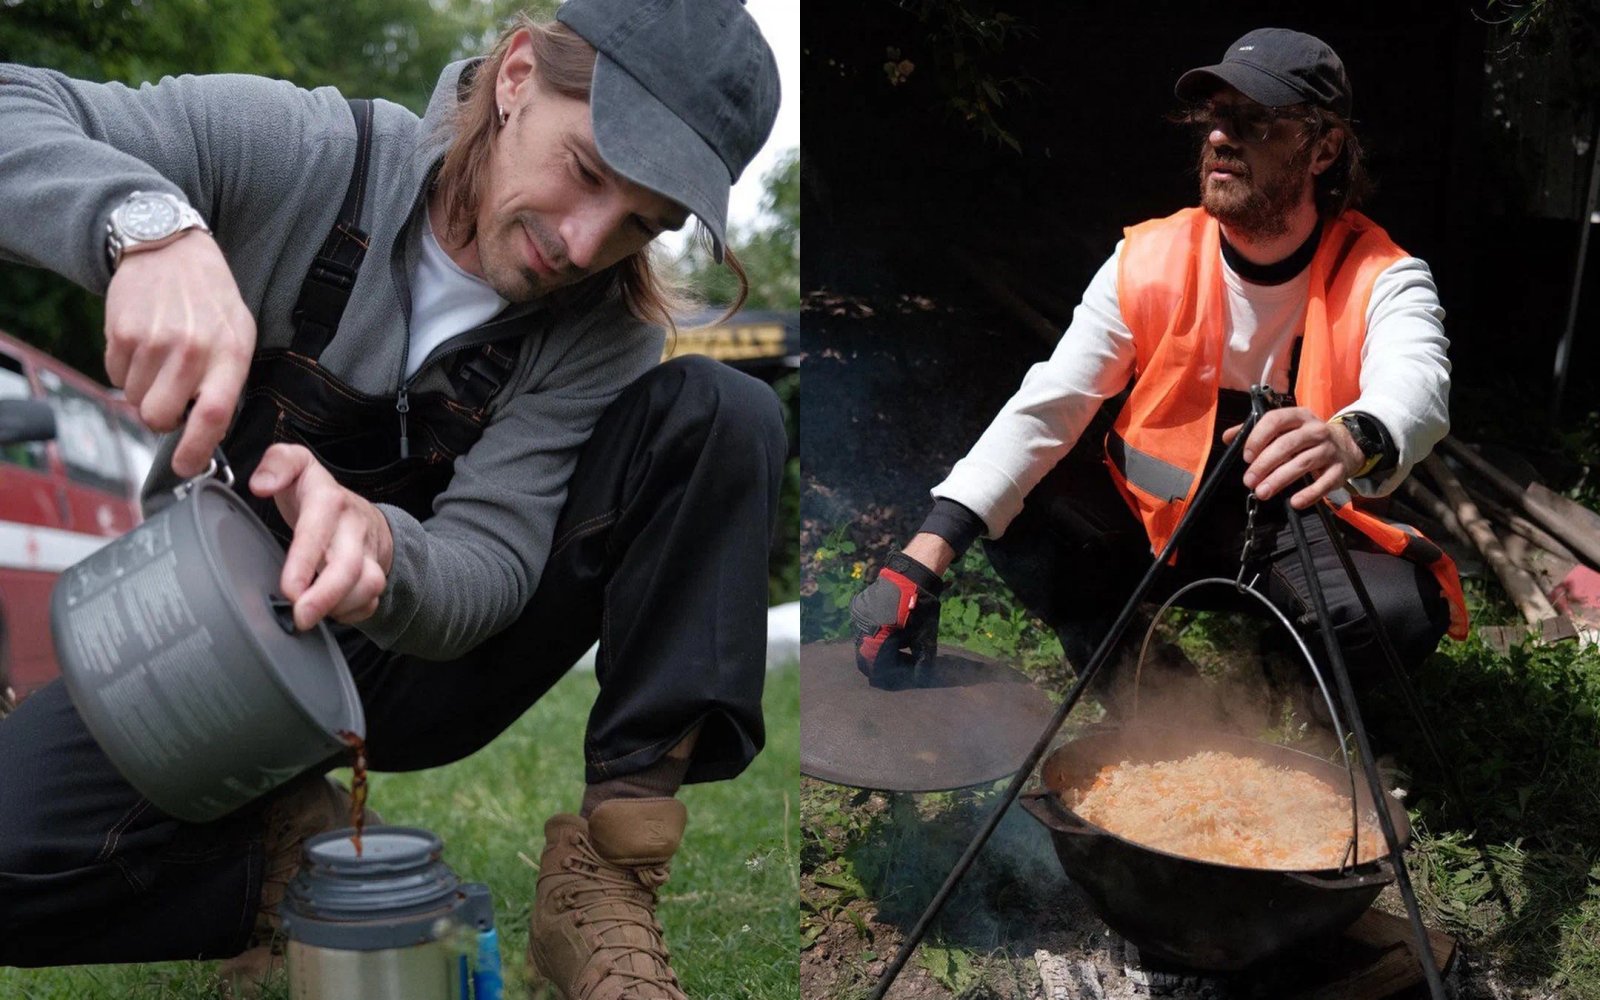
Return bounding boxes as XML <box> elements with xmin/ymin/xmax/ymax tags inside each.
<box><xmin>1020</xmin><ymin>725</ymin><xmax>1409</xmax><ymax>971</ymax></box>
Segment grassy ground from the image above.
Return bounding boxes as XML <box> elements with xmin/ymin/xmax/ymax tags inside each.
<box><xmin>801</xmin><ymin>535</ymin><xmax>1600</xmax><ymax>999</ymax></box>
<box><xmin>0</xmin><ymin>663</ymin><xmax>800</xmax><ymax>1000</ymax></box>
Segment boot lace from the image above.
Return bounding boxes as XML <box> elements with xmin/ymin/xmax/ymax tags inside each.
<box><xmin>559</xmin><ymin>833</ymin><xmax>685</xmax><ymax>998</ymax></box>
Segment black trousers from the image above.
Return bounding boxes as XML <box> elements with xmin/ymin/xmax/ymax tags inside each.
<box><xmin>0</xmin><ymin>355</ymin><xmax>786</xmax><ymax>965</ymax></box>
<box><xmin>984</xmin><ymin>429</ymin><xmax>1452</xmax><ymax>697</ymax></box>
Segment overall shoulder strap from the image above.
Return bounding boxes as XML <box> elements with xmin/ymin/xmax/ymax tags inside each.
<box><xmin>289</xmin><ymin>97</ymin><xmax>375</xmax><ymax>358</ymax></box>
<box><xmin>450</xmin><ymin>340</ymin><xmax>521</xmax><ymax>412</ymax></box>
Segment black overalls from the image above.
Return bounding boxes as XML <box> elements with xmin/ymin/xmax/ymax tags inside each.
<box><xmin>0</xmin><ymin>99</ymin><xmax>787</xmax><ymax>964</ymax></box>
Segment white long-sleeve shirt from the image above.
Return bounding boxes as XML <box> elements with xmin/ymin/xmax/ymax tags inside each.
<box><xmin>932</xmin><ymin>239</ymin><xmax>1451</xmax><ymax>538</ymax></box>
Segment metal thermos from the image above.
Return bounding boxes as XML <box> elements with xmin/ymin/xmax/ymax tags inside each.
<box><xmin>282</xmin><ymin>826</ymin><xmax>503</xmax><ymax>1000</ymax></box>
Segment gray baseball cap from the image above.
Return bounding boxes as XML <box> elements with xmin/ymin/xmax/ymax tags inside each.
<box><xmin>1175</xmin><ymin>27</ymin><xmax>1352</xmax><ymax>118</ymax></box>
<box><xmin>557</xmin><ymin>0</ymin><xmax>781</xmax><ymax>261</ymax></box>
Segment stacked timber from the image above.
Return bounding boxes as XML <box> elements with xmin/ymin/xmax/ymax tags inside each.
<box><xmin>1397</xmin><ymin>437</ymin><xmax>1600</xmax><ymax>645</ymax></box>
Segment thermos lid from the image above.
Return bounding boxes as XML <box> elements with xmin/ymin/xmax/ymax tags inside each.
<box><xmin>283</xmin><ymin>826</ymin><xmax>475</xmax><ymax>950</ymax></box>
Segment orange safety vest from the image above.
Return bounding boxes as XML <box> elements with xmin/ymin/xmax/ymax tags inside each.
<box><xmin>1105</xmin><ymin>206</ymin><xmax>1468</xmax><ymax>640</ymax></box>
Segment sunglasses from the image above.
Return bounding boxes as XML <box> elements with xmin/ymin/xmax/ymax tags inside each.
<box><xmin>1185</xmin><ymin>103</ymin><xmax>1284</xmax><ymax>144</ymax></box>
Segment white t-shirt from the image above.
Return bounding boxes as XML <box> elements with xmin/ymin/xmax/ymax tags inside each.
<box><xmin>932</xmin><ymin>240</ymin><xmax>1452</xmax><ymax>537</ymax></box>
<box><xmin>406</xmin><ymin>215</ymin><xmax>507</xmax><ymax>380</ymax></box>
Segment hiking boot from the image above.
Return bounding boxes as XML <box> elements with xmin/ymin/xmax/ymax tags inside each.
<box><xmin>527</xmin><ymin>797</ymin><xmax>688</xmax><ymax>1000</ymax></box>
<box><xmin>218</xmin><ymin>775</ymin><xmax>381</xmax><ymax>999</ymax></box>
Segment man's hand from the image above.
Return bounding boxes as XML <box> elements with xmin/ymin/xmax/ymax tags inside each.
<box><xmin>1221</xmin><ymin>406</ymin><xmax>1365</xmax><ymax>509</ymax></box>
<box><xmin>249</xmin><ymin>444</ymin><xmax>394</xmax><ymax>631</ymax></box>
<box><xmin>104</xmin><ymin>231</ymin><xmax>256</xmax><ymax>478</ymax></box>
<box><xmin>850</xmin><ymin>551</ymin><xmax>943</xmax><ymax>684</ymax></box>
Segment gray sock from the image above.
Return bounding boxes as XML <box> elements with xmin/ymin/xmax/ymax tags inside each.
<box><xmin>580</xmin><ymin>753</ymin><xmax>691</xmax><ymax>818</ymax></box>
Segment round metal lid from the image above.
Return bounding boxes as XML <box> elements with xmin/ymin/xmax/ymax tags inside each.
<box><xmin>800</xmin><ymin>641</ymin><xmax>1057</xmax><ymax>792</ymax></box>
<box><xmin>284</xmin><ymin>826</ymin><xmax>466</xmax><ymax>951</ymax></box>
<box><xmin>189</xmin><ymin>481</ymin><xmax>363</xmax><ymax>739</ymax></box>
<box><xmin>304</xmin><ymin>827</ymin><xmax>443</xmax><ymax>878</ymax></box>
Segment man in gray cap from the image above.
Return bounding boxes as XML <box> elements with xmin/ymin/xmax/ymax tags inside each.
<box><xmin>853</xmin><ymin>29</ymin><xmax>1464</xmax><ymax>715</ymax></box>
<box><xmin>0</xmin><ymin>2</ymin><xmax>782</xmax><ymax>996</ymax></box>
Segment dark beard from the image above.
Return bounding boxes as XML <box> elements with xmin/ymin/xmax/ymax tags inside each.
<box><xmin>1197</xmin><ymin>143</ymin><xmax>1309</xmax><ymax>241</ymax></box>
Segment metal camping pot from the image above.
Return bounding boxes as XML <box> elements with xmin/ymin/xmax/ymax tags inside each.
<box><xmin>1022</xmin><ymin>725</ymin><xmax>1410</xmax><ymax>970</ymax></box>
<box><xmin>282</xmin><ymin>826</ymin><xmax>503</xmax><ymax>1000</ymax></box>
<box><xmin>1020</xmin><ymin>577</ymin><xmax>1409</xmax><ymax>970</ymax></box>
<box><xmin>50</xmin><ymin>458</ymin><xmax>364</xmax><ymax>823</ymax></box>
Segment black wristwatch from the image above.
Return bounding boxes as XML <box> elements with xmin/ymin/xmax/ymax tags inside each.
<box><xmin>1329</xmin><ymin>411</ymin><xmax>1392</xmax><ymax>478</ymax></box>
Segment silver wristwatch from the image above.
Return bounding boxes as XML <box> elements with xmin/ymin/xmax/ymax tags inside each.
<box><xmin>105</xmin><ymin>191</ymin><xmax>211</xmax><ymax>271</ymax></box>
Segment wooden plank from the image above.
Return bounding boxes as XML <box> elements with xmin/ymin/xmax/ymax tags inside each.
<box><xmin>1285</xmin><ymin>909</ymin><xmax>1456</xmax><ymax>1000</ymax></box>
<box><xmin>1415</xmin><ymin>456</ymin><xmax>1563</xmax><ymax>626</ymax></box>
<box><xmin>1438</xmin><ymin>437</ymin><xmax>1600</xmax><ymax>570</ymax></box>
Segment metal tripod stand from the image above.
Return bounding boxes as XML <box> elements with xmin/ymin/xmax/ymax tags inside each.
<box><xmin>870</xmin><ymin>386</ymin><xmax>1455</xmax><ymax>1000</ymax></box>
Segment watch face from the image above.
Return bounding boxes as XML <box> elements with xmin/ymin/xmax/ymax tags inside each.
<box><xmin>121</xmin><ymin>196</ymin><xmax>181</xmax><ymax>241</ymax></box>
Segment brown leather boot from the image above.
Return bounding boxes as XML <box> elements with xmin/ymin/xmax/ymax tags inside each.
<box><xmin>218</xmin><ymin>775</ymin><xmax>382</xmax><ymax>999</ymax></box>
<box><xmin>527</xmin><ymin>797</ymin><xmax>688</xmax><ymax>1000</ymax></box>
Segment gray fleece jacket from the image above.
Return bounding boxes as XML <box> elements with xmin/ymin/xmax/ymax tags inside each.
<box><xmin>0</xmin><ymin>60</ymin><xmax>665</xmax><ymax>658</ymax></box>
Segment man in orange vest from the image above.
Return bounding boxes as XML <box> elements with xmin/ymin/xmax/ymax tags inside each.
<box><xmin>852</xmin><ymin>28</ymin><xmax>1464</xmax><ymax>706</ymax></box>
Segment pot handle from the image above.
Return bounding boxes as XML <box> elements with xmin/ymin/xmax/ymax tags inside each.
<box><xmin>1281</xmin><ymin>858</ymin><xmax>1396</xmax><ymax>891</ymax></box>
<box><xmin>1130</xmin><ymin>575</ymin><xmax>1365</xmax><ymax>870</ymax></box>
<box><xmin>143</xmin><ymin>445</ymin><xmax>235</xmax><ymax>517</ymax></box>
<box><xmin>1019</xmin><ymin>788</ymin><xmax>1098</xmax><ymax>835</ymax></box>
<box><xmin>266</xmin><ymin>594</ymin><xmax>298</xmax><ymax>635</ymax></box>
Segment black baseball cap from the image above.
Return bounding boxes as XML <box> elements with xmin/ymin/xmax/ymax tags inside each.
<box><xmin>557</xmin><ymin>0</ymin><xmax>781</xmax><ymax>262</ymax></box>
<box><xmin>1175</xmin><ymin>28</ymin><xmax>1351</xmax><ymax>117</ymax></box>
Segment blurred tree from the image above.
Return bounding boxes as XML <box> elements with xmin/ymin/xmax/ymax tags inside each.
<box><xmin>0</xmin><ymin>0</ymin><xmax>545</xmax><ymax>376</ymax></box>
<box><xmin>681</xmin><ymin>148</ymin><xmax>800</xmax><ymax>310</ymax></box>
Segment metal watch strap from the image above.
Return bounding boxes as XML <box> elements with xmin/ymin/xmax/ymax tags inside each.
<box><xmin>107</xmin><ymin>193</ymin><xmax>209</xmax><ymax>271</ymax></box>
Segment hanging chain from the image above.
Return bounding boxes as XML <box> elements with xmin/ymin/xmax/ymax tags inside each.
<box><xmin>1235</xmin><ymin>491</ymin><xmax>1264</xmax><ymax>591</ymax></box>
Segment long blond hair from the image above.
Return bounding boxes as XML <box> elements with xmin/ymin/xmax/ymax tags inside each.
<box><xmin>433</xmin><ymin>15</ymin><xmax>748</xmax><ymax>331</ymax></box>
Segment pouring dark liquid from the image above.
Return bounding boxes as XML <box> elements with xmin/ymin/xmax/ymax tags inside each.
<box><xmin>339</xmin><ymin>730</ymin><xmax>369</xmax><ymax>856</ymax></box>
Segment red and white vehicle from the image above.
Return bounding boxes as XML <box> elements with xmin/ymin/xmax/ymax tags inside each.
<box><xmin>0</xmin><ymin>329</ymin><xmax>154</xmax><ymax>708</ymax></box>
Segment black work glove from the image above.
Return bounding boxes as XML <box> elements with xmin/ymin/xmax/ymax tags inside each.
<box><xmin>850</xmin><ymin>551</ymin><xmax>944</xmax><ymax>686</ymax></box>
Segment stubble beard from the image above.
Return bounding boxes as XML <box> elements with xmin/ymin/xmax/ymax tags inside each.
<box><xmin>1197</xmin><ymin>143</ymin><xmax>1309</xmax><ymax>242</ymax></box>
<box><xmin>478</xmin><ymin>214</ymin><xmax>572</xmax><ymax>303</ymax></box>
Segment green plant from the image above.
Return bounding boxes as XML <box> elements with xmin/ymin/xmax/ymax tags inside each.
<box><xmin>888</xmin><ymin>1</ymin><xmax>1036</xmax><ymax>152</ymax></box>
<box><xmin>937</xmin><ymin>548</ymin><xmax>1064</xmax><ymax>678</ymax></box>
<box><xmin>918</xmin><ymin>942</ymin><xmax>979</xmax><ymax>992</ymax></box>
<box><xmin>802</xmin><ymin>522</ymin><xmax>866</xmax><ymax>641</ymax></box>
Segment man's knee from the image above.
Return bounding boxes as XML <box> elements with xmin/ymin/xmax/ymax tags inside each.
<box><xmin>663</xmin><ymin>353</ymin><xmax>784</xmax><ymax>425</ymax></box>
<box><xmin>1323</xmin><ymin>573</ymin><xmax>1450</xmax><ymax>682</ymax></box>
<box><xmin>642</xmin><ymin>355</ymin><xmax>787</xmax><ymax>469</ymax></box>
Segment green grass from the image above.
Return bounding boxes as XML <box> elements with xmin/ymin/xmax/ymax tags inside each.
<box><xmin>1</xmin><ymin>664</ymin><xmax>800</xmax><ymax>1000</ymax></box>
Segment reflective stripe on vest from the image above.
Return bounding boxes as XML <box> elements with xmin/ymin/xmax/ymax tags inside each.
<box><xmin>1106</xmin><ymin>207</ymin><xmax>1469</xmax><ymax>639</ymax></box>
<box><xmin>1106</xmin><ymin>431</ymin><xmax>1194</xmax><ymax>502</ymax></box>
